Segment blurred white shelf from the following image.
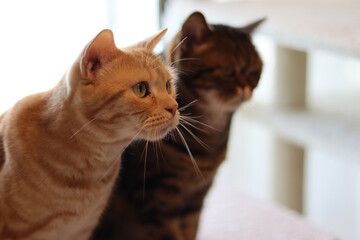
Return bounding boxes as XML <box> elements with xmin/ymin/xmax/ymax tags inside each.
<box><xmin>240</xmin><ymin>103</ymin><xmax>360</xmax><ymax>162</ymax></box>
<box><xmin>164</xmin><ymin>0</ymin><xmax>360</xmax><ymax>58</ymax></box>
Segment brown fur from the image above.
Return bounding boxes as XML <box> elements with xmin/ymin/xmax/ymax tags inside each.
<box><xmin>0</xmin><ymin>28</ymin><xmax>178</xmax><ymax>240</ymax></box>
<box><xmin>93</xmin><ymin>12</ymin><xmax>264</xmax><ymax>240</ymax></box>
<box><xmin>0</xmin><ymin>113</ymin><xmax>5</xmax><ymax>171</ymax></box>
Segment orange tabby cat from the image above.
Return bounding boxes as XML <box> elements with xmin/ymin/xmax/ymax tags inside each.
<box><xmin>0</xmin><ymin>28</ymin><xmax>178</xmax><ymax>240</ymax></box>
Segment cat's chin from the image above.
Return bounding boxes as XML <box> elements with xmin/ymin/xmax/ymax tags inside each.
<box><xmin>139</xmin><ymin>119</ymin><xmax>178</xmax><ymax>142</ymax></box>
<box><xmin>140</xmin><ymin>129</ymin><xmax>171</xmax><ymax>142</ymax></box>
<box><xmin>219</xmin><ymin>86</ymin><xmax>253</xmax><ymax>111</ymax></box>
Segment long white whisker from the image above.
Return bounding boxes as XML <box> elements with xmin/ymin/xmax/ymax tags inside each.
<box><xmin>171</xmin><ymin>58</ymin><xmax>200</xmax><ymax>66</ymax></box>
<box><xmin>175</xmin><ymin>128</ymin><xmax>204</xmax><ymax>182</ymax></box>
<box><xmin>178</xmin><ymin>113</ymin><xmax>196</xmax><ymax>117</ymax></box>
<box><xmin>70</xmin><ymin>118</ymin><xmax>97</xmax><ymax>139</ymax></box>
<box><xmin>152</xmin><ymin>129</ymin><xmax>161</xmax><ymax>172</ymax></box>
<box><xmin>156</xmin><ymin>129</ymin><xmax>164</xmax><ymax>170</ymax></box>
<box><xmin>173</xmin><ymin>68</ymin><xmax>195</xmax><ymax>77</ymax></box>
<box><xmin>155</xmin><ymin>141</ymin><xmax>161</xmax><ymax>172</ymax></box>
<box><xmin>181</xmin><ymin>115</ymin><xmax>220</xmax><ymax>132</ymax></box>
<box><xmin>142</xmin><ymin>138</ymin><xmax>149</xmax><ymax>203</ymax></box>
<box><xmin>168</xmin><ymin>129</ymin><xmax>177</xmax><ymax>143</ymax></box>
<box><xmin>179</xmin><ymin>113</ymin><xmax>202</xmax><ymax>118</ymax></box>
<box><xmin>180</xmin><ymin>117</ymin><xmax>208</xmax><ymax>134</ymax></box>
<box><xmin>179</xmin><ymin>99</ymin><xmax>199</xmax><ymax>112</ymax></box>
<box><xmin>169</xmin><ymin>37</ymin><xmax>188</xmax><ymax>56</ymax></box>
<box><xmin>178</xmin><ymin>123</ymin><xmax>211</xmax><ymax>151</ymax></box>
<box><xmin>157</xmin><ymin>139</ymin><xmax>166</xmax><ymax>165</ymax></box>
<box><xmin>147</xmin><ymin>54</ymin><xmax>158</xmax><ymax>66</ymax></box>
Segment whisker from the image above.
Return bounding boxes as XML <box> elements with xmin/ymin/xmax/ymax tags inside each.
<box><xmin>171</xmin><ymin>58</ymin><xmax>200</xmax><ymax>66</ymax></box>
<box><xmin>127</xmin><ymin>123</ymin><xmax>149</xmax><ymax>145</ymax></box>
<box><xmin>179</xmin><ymin>113</ymin><xmax>202</xmax><ymax>118</ymax></box>
<box><xmin>142</xmin><ymin>138</ymin><xmax>149</xmax><ymax>204</ymax></box>
<box><xmin>179</xmin><ymin>119</ymin><xmax>210</xmax><ymax>135</ymax></box>
<box><xmin>173</xmin><ymin>68</ymin><xmax>194</xmax><ymax>77</ymax></box>
<box><xmin>157</xmin><ymin>139</ymin><xmax>166</xmax><ymax>166</ymax></box>
<box><xmin>175</xmin><ymin>127</ymin><xmax>205</xmax><ymax>182</ymax></box>
<box><xmin>70</xmin><ymin>118</ymin><xmax>97</xmax><ymax>139</ymax></box>
<box><xmin>178</xmin><ymin>123</ymin><xmax>211</xmax><ymax>151</ymax></box>
<box><xmin>179</xmin><ymin>117</ymin><xmax>208</xmax><ymax>134</ymax></box>
<box><xmin>98</xmin><ymin>124</ymin><xmax>147</xmax><ymax>183</ymax></box>
<box><xmin>179</xmin><ymin>99</ymin><xmax>199</xmax><ymax>112</ymax></box>
<box><xmin>178</xmin><ymin>113</ymin><xmax>195</xmax><ymax>117</ymax></box>
<box><xmin>181</xmin><ymin>115</ymin><xmax>220</xmax><ymax>132</ymax></box>
<box><xmin>169</xmin><ymin>129</ymin><xmax>177</xmax><ymax>142</ymax></box>
<box><xmin>155</xmin><ymin>141</ymin><xmax>161</xmax><ymax>172</ymax></box>
<box><xmin>169</xmin><ymin>37</ymin><xmax>187</xmax><ymax>56</ymax></box>
<box><xmin>152</xmin><ymin>129</ymin><xmax>161</xmax><ymax>172</ymax></box>
<box><xmin>152</xmin><ymin>65</ymin><xmax>161</xmax><ymax>70</ymax></box>
<box><xmin>146</xmin><ymin>54</ymin><xmax>158</xmax><ymax>66</ymax></box>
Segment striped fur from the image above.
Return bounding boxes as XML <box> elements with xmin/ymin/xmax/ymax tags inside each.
<box><xmin>94</xmin><ymin>12</ymin><xmax>264</xmax><ymax>240</ymax></box>
<box><xmin>0</xmin><ymin>29</ymin><xmax>178</xmax><ymax>240</ymax></box>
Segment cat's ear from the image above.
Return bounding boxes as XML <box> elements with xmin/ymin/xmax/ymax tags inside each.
<box><xmin>181</xmin><ymin>12</ymin><xmax>210</xmax><ymax>43</ymax></box>
<box><xmin>80</xmin><ymin>29</ymin><xmax>119</xmax><ymax>81</ymax></box>
<box><xmin>239</xmin><ymin>18</ymin><xmax>266</xmax><ymax>34</ymax></box>
<box><xmin>133</xmin><ymin>28</ymin><xmax>168</xmax><ymax>52</ymax></box>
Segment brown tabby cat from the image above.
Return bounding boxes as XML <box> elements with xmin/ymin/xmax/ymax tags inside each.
<box><xmin>93</xmin><ymin>12</ymin><xmax>264</xmax><ymax>240</ymax></box>
<box><xmin>0</xmin><ymin>28</ymin><xmax>179</xmax><ymax>240</ymax></box>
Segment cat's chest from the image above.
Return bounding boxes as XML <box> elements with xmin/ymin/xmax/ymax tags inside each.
<box><xmin>49</xmin><ymin>181</ymin><xmax>116</xmax><ymax>239</ymax></box>
<box><xmin>65</xmin><ymin>201</ymin><xmax>107</xmax><ymax>239</ymax></box>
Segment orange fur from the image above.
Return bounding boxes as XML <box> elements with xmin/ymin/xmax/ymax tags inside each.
<box><xmin>0</xmin><ymin>29</ymin><xmax>178</xmax><ymax>240</ymax></box>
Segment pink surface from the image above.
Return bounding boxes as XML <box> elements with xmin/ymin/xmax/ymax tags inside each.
<box><xmin>198</xmin><ymin>185</ymin><xmax>338</xmax><ymax>240</ymax></box>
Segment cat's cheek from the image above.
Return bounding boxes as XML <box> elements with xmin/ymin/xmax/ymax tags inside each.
<box><xmin>173</xmin><ymin>112</ymin><xmax>180</xmax><ymax>127</ymax></box>
<box><xmin>138</xmin><ymin>113</ymin><xmax>179</xmax><ymax>141</ymax></box>
<box><xmin>163</xmin><ymin>114</ymin><xmax>179</xmax><ymax>137</ymax></box>
<box><xmin>164</xmin><ymin>112</ymin><xmax>180</xmax><ymax>136</ymax></box>
<box><xmin>232</xmin><ymin>85</ymin><xmax>252</xmax><ymax>101</ymax></box>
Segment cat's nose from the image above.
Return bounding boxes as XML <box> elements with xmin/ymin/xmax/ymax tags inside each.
<box><xmin>165</xmin><ymin>103</ymin><xmax>178</xmax><ymax>116</ymax></box>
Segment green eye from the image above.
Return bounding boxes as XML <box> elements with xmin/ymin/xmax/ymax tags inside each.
<box><xmin>166</xmin><ymin>80</ymin><xmax>172</xmax><ymax>93</ymax></box>
<box><xmin>132</xmin><ymin>82</ymin><xmax>149</xmax><ymax>98</ymax></box>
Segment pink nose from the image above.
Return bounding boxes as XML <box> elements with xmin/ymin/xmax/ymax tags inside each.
<box><xmin>165</xmin><ymin>103</ymin><xmax>178</xmax><ymax>116</ymax></box>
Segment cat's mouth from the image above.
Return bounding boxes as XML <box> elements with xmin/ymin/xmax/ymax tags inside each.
<box><xmin>220</xmin><ymin>86</ymin><xmax>252</xmax><ymax>109</ymax></box>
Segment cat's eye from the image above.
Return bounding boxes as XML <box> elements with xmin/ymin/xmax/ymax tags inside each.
<box><xmin>132</xmin><ymin>82</ymin><xmax>149</xmax><ymax>98</ymax></box>
<box><xmin>166</xmin><ymin>80</ymin><xmax>172</xmax><ymax>94</ymax></box>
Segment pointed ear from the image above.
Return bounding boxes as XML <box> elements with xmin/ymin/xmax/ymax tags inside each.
<box><xmin>240</xmin><ymin>18</ymin><xmax>266</xmax><ymax>34</ymax></box>
<box><xmin>181</xmin><ymin>11</ymin><xmax>210</xmax><ymax>43</ymax></box>
<box><xmin>80</xmin><ymin>29</ymin><xmax>119</xmax><ymax>81</ymax></box>
<box><xmin>133</xmin><ymin>28</ymin><xmax>167</xmax><ymax>52</ymax></box>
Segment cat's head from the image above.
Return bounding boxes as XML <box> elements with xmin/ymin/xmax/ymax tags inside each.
<box><xmin>166</xmin><ymin>12</ymin><xmax>264</xmax><ymax>112</ymax></box>
<box><xmin>67</xmin><ymin>29</ymin><xmax>179</xmax><ymax>142</ymax></box>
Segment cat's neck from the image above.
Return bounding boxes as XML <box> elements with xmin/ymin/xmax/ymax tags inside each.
<box><xmin>178</xmin><ymin>80</ymin><xmax>234</xmax><ymax>131</ymax></box>
<box><xmin>175</xmin><ymin>81</ymin><xmax>234</xmax><ymax>154</ymax></box>
<box><xmin>46</xmin><ymin>80</ymin><xmax>130</xmax><ymax>157</ymax></box>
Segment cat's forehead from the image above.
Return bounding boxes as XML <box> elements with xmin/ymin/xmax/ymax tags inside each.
<box><xmin>110</xmin><ymin>51</ymin><xmax>173</xmax><ymax>85</ymax></box>
<box><xmin>122</xmin><ymin>48</ymin><xmax>159</xmax><ymax>64</ymax></box>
